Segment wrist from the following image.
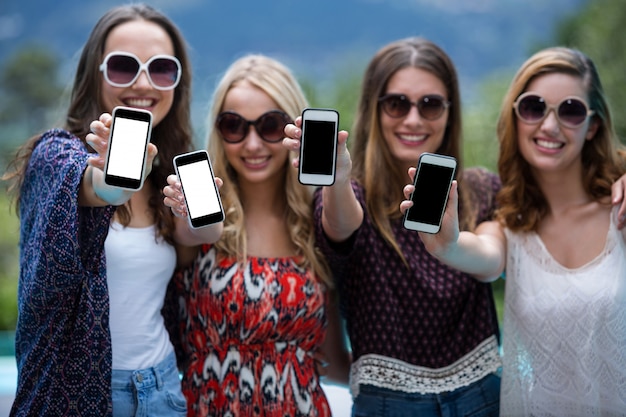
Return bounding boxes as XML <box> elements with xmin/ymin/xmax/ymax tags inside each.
<box><xmin>90</xmin><ymin>166</ymin><xmax>133</xmax><ymax>205</ymax></box>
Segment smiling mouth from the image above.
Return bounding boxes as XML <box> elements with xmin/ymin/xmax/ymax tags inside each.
<box><xmin>398</xmin><ymin>133</ymin><xmax>427</xmax><ymax>143</ymax></box>
<box><xmin>535</xmin><ymin>139</ymin><xmax>564</xmax><ymax>149</ymax></box>
<box><xmin>125</xmin><ymin>98</ymin><xmax>155</xmax><ymax>108</ymax></box>
<box><xmin>243</xmin><ymin>156</ymin><xmax>270</xmax><ymax>165</ymax></box>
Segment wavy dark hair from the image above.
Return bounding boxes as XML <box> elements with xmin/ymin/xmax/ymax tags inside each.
<box><xmin>3</xmin><ymin>3</ymin><xmax>193</xmax><ymax>244</ymax></box>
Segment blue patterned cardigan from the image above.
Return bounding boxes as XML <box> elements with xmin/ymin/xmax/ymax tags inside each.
<box><xmin>11</xmin><ymin>129</ymin><xmax>116</xmax><ymax>416</ymax></box>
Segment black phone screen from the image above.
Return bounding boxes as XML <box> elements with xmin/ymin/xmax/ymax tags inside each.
<box><xmin>301</xmin><ymin>119</ymin><xmax>336</xmax><ymax>175</ymax></box>
<box><xmin>406</xmin><ymin>163</ymin><xmax>455</xmax><ymax>225</ymax></box>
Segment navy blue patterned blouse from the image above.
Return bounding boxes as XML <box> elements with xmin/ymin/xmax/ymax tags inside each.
<box><xmin>11</xmin><ymin>129</ymin><xmax>115</xmax><ymax>416</ymax></box>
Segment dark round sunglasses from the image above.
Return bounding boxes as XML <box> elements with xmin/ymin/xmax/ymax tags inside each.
<box><xmin>513</xmin><ymin>92</ymin><xmax>594</xmax><ymax>129</ymax></box>
<box><xmin>378</xmin><ymin>93</ymin><xmax>450</xmax><ymax>120</ymax></box>
<box><xmin>216</xmin><ymin>110</ymin><xmax>293</xmax><ymax>143</ymax></box>
<box><xmin>99</xmin><ymin>51</ymin><xmax>181</xmax><ymax>90</ymax></box>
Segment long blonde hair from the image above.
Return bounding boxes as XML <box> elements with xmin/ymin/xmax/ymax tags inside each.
<box><xmin>206</xmin><ymin>54</ymin><xmax>331</xmax><ymax>287</ymax></box>
<box><xmin>496</xmin><ymin>47</ymin><xmax>626</xmax><ymax>231</ymax></box>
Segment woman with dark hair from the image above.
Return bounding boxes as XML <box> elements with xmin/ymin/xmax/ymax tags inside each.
<box><xmin>285</xmin><ymin>36</ymin><xmax>502</xmax><ymax>416</ymax></box>
<box><xmin>403</xmin><ymin>47</ymin><xmax>626</xmax><ymax>415</ymax></box>
<box><xmin>3</xmin><ymin>4</ymin><xmax>221</xmax><ymax>416</ymax></box>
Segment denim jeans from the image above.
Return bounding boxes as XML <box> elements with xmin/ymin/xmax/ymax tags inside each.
<box><xmin>111</xmin><ymin>351</ymin><xmax>187</xmax><ymax>417</ymax></box>
<box><xmin>352</xmin><ymin>373</ymin><xmax>500</xmax><ymax>417</ymax></box>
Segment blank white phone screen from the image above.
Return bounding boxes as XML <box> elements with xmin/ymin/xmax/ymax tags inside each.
<box><xmin>177</xmin><ymin>161</ymin><xmax>220</xmax><ymax>219</ymax></box>
<box><xmin>107</xmin><ymin>118</ymin><xmax>150</xmax><ymax>180</ymax></box>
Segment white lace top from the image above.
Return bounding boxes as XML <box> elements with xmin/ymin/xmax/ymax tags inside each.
<box><xmin>501</xmin><ymin>208</ymin><xmax>626</xmax><ymax>416</ymax></box>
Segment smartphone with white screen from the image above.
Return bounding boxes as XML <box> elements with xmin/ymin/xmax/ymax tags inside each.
<box><xmin>104</xmin><ymin>106</ymin><xmax>153</xmax><ymax>190</ymax></box>
<box><xmin>173</xmin><ymin>150</ymin><xmax>224</xmax><ymax>228</ymax></box>
<box><xmin>403</xmin><ymin>152</ymin><xmax>457</xmax><ymax>234</ymax></box>
<box><xmin>298</xmin><ymin>108</ymin><xmax>339</xmax><ymax>186</ymax></box>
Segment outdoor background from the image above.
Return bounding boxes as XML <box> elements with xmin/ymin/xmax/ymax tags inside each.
<box><xmin>0</xmin><ymin>0</ymin><xmax>625</xmax><ymax>414</ymax></box>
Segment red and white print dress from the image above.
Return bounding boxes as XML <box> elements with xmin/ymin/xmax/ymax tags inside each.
<box><xmin>165</xmin><ymin>244</ymin><xmax>331</xmax><ymax>417</ymax></box>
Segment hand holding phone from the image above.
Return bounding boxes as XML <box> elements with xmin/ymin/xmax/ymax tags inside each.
<box><xmin>173</xmin><ymin>150</ymin><xmax>225</xmax><ymax>228</ymax></box>
<box><xmin>403</xmin><ymin>153</ymin><xmax>457</xmax><ymax>234</ymax></box>
<box><xmin>104</xmin><ymin>106</ymin><xmax>153</xmax><ymax>190</ymax></box>
<box><xmin>298</xmin><ymin>108</ymin><xmax>339</xmax><ymax>186</ymax></box>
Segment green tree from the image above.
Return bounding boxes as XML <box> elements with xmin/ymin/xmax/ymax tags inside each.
<box><xmin>0</xmin><ymin>44</ymin><xmax>65</xmax><ymax>170</ymax></box>
<box><xmin>0</xmin><ymin>192</ymin><xmax>19</xmax><ymax>331</ymax></box>
<box><xmin>0</xmin><ymin>45</ymin><xmax>63</xmax><ymax>130</ymax></box>
<box><xmin>462</xmin><ymin>71</ymin><xmax>512</xmax><ymax>172</ymax></box>
<box><xmin>0</xmin><ymin>45</ymin><xmax>65</xmax><ymax>331</ymax></box>
<box><xmin>552</xmin><ymin>0</ymin><xmax>626</xmax><ymax>141</ymax></box>
<box><xmin>300</xmin><ymin>62</ymin><xmax>361</xmax><ymax>135</ymax></box>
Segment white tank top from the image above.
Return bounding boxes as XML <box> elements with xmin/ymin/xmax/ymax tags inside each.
<box><xmin>500</xmin><ymin>207</ymin><xmax>626</xmax><ymax>416</ymax></box>
<box><xmin>105</xmin><ymin>222</ymin><xmax>176</xmax><ymax>370</ymax></box>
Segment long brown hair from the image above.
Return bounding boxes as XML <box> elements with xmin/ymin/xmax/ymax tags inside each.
<box><xmin>206</xmin><ymin>54</ymin><xmax>332</xmax><ymax>287</ymax></box>
<box><xmin>496</xmin><ymin>47</ymin><xmax>626</xmax><ymax>231</ymax></box>
<box><xmin>351</xmin><ymin>37</ymin><xmax>477</xmax><ymax>261</ymax></box>
<box><xmin>3</xmin><ymin>3</ymin><xmax>193</xmax><ymax>244</ymax></box>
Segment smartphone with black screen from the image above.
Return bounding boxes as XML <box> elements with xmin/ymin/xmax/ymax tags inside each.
<box><xmin>403</xmin><ymin>152</ymin><xmax>457</xmax><ymax>234</ymax></box>
<box><xmin>298</xmin><ymin>108</ymin><xmax>339</xmax><ymax>186</ymax></box>
<box><xmin>173</xmin><ymin>150</ymin><xmax>225</xmax><ymax>228</ymax></box>
<box><xmin>104</xmin><ymin>106</ymin><xmax>153</xmax><ymax>190</ymax></box>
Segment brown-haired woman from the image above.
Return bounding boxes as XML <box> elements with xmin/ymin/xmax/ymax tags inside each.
<box><xmin>285</xmin><ymin>36</ymin><xmax>502</xmax><ymax>416</ymax></box>
<box><xmin>3</xmin><ymin>4</ymin><xmax>221</xmax><ymax>416</ymax></box>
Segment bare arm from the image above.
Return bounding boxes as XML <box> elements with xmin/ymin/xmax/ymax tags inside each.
<box><xmin>440</xmin><ymin>220</ymin><xmax>507</xmax><ymax>282</ymax></box>
<box><xmin>400</xmin><ymin>170</ymin><xmax>506</xmax><ymax>282</ymax></box>
<box><xmin>283</xmin><ymin>117</ymin><xmax>363</xmax><ymax>243</ymax></box>
<box><xmin>611</xmin><ymin>173</ymin><xmax>626</xmax><ymax>229</ymax></box>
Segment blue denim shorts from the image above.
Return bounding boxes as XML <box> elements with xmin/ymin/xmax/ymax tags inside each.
<box><xmin>111</xmin><ymin>351</ymin><xmax>187</xmax><ymax>417</ymax></box>
<box><xmin>352</xmin><ymin>373</ymin><xmax>500</xmax><ymax>417</ymax></box>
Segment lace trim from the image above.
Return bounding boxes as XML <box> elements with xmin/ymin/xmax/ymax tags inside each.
<box><xmin>350</xmin><ymin>336</ymin><xmax>501</xmax><ymax>396</ymax></box>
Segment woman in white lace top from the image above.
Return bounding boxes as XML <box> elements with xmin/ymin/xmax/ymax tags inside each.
<box><xmin>401</xmin><ymin>46</ymin><xmax>626</xmax><ymax>416</ymax></box>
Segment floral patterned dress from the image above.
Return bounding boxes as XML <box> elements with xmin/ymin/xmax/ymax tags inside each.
<box><xmin>164</xmin><ymin>244</ymin><xmax>331</xmax><ymax>417</ymax></box>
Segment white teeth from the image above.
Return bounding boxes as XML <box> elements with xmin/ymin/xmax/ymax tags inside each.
<box><xmin>400</xmin><ymin>134</ymin><xmax>426</xmax><ymax>142</ymax></box>
<box><xmin>536</xmin><ymin>139</ymin><xmax>563</xmax><ymax>149</ymax></box>
<box><xmin>245</xmin><ymin>157</ymin><xmax>267</xmax><ymax>164</ymax></box>
<box><xmin>126</xmin><ymin>99</ymin><xmax>154</xmax><ymax>107</ymax></box>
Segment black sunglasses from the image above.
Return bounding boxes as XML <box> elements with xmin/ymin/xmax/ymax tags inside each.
<box><xmin>99</xmin><ymin>51</ymin><xmax>181</xmax><ymax>90</ymax></box>
<box><xmin>216</xmin><ymin>110</ymin><xmax>293</xmax><ymax>143</ymax></box>
<box><xmin>378</xmin><ymin>94</ymin><xmax>450</xmax><ymax>120</ymax></box>
<box><xmin>513</xmin><ymin>92</ymin><xmax>594</xmax><ymax>129</ymax></box>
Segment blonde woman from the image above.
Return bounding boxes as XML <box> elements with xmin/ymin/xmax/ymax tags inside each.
<box><xmin>162</xmin><ymin>54</ymin><xmax>349</xmax><ymax>416</ymax></box>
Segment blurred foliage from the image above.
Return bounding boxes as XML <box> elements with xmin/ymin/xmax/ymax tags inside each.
<box><xmin>300</xmin><ymin>63</ymin><xmax>361</xmax><ymax>135</ymax></box>
<box><xmin>0</xmin><ymin>192</ymin><xmax>18</xmax><ymax>330</ymax></box>
<box><xmin>551</xmin><ymin>0</ymin><xmax>626</xmax><ymax>142</ymax></box>
<box><xmin>0</xmin><ymin>44</ymin><xmax>64</xmax><ymax>134</ymax></box>
<box><xmin>0</xmin><ymin>45</ymin><xmax>66</xmax><ymax>331</ymax></box>
<box><xmin>461</xmin><ymin>71</ymin><xmax>512</xmax><ymax>172</ymax></box>
<box><xmin>1</xmin><ymin>0</ymin><xmax>625</xmax><ymax>331</ymax></box>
